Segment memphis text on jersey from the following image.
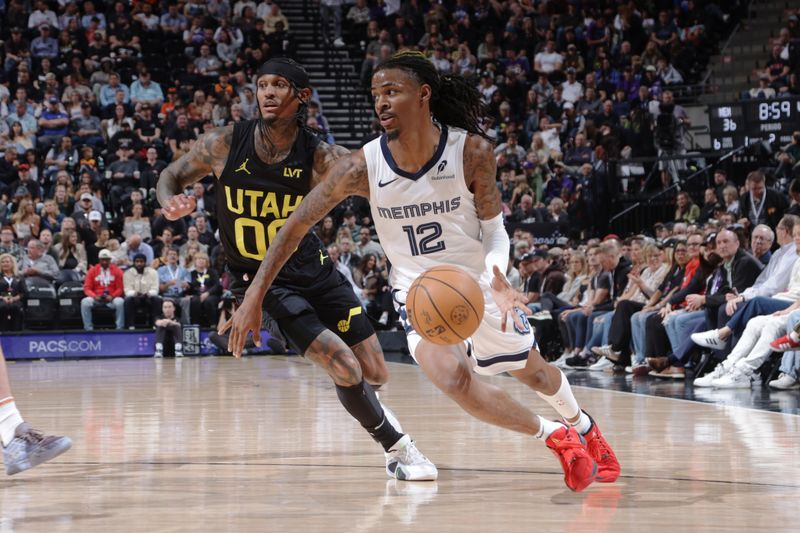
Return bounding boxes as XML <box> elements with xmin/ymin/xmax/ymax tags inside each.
<box><xmin>223</xmin><ymin>185</ymin><xmax>303</xmax><ymax>260</ymax></box>
<box><xmin>376</xmin><ymin>196</ymin><xmax>461</xmax><ymax>220</ymax></box>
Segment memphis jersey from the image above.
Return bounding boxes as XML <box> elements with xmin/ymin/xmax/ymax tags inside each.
<box><xmin>364</xmin><ymin>126</ymin><xmax>490</xmax><ymax>295</ymax></box>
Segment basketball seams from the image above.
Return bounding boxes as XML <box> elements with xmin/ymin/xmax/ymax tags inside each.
<box><xmin>418</xmin><ymin>284</ymin><xmax>465</xmax><ymax>341</ymax></box>
<box><xmin>420</xmin><ymin>275</ymin><xmax>483</xmax><ymax>320</ymax></box>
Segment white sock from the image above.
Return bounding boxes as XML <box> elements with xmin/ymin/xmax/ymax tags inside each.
<box><xmin>155</xmin><ymin>343</ymin><xmax>163</xmax><ymax>351</ymax></box>
<box><xmin>175</xmin><ymin>343</ymin><xmax>183</xmax><ymax>352</ymax></box>
<box><xmin>0</xmin><ymin>398</ymin><xmax>24</xmax><ymax>447</ymax></box>
<box><xmin>535</xmin><ymin>369</ymin><xmax>582</xmax><ymax>422</ymax></box>
<box><xmin>535</xmin><ymin>416</ymin><xmax>563</xmax><ymax>440</ymax></box>
<box><xmin>571</xmin><ymin>411</ymin><xmax>592</xmax><ymax>435</ymax></box>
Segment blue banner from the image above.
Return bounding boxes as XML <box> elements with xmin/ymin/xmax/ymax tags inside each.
<box><xmin>1</xmin><ymin>329</ymin><xmax>272</xmax><ymax>360</ymax></box>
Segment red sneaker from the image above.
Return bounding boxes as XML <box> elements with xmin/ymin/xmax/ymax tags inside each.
<box><xmin>770</xmin><ymin>334</ymin><xmax>800</xmax><ymax>352</ymax></box>
<box><xmin>581</xmin><ymin>412</ymin><xmax>621</xmax><ymax>483</ymax></box>
<box><xmin>545</xmin><ymin>424</ymin><xmax>597</xmax><ymax>492</ymax></box>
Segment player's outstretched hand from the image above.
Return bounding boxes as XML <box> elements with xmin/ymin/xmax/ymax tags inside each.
<box><xmin>219</xmin><ymin>294</ymin><xmax>262</xmax><ymax>358</ymax></box>
<box><xmin>161</xmin><ymin>194</ymin><xmax>197</xmax><ymax>221</ymax></box>
<box><xmin>489</xmin><ymin>265</ymin><xmax>529</xmax><ymax>332</ymax></box>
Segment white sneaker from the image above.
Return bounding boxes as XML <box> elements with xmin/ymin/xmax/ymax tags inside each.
<box><xmin>385</xmin><ymin>435</ymin><xmax>438</xmax><ymax>481</ymax></box>
<box><xmin>589</xmin><ymin>356</ymin><xmax>614</xmax><ymax>371</ymax></box>
<box><xmin>531</xmin><ymin>311</ymin><xmax>552</xmax><ymax>320</ymax></box>
<box><xmin>552</xmin><ymin>351</ymin><xmax>572</xmax><ymax>369</ymax></box>
<box><xmin>691</xmin><ymin>329</ymin><xmax>725</xmax><ymax>349</ymax></box>
<box><xmin>712</xmin><ymin>367</ymin><xmax>752</xmax><ymax>389</ymax></box>
<box><xmin>333</xmin><ymin>37</ymin><xmax>345</xmax><ymax>47</ymax></box>
<box><xmin>154</xmin><ymin>350</ymin><xmax>163</xmax><ymax>359</ymax></box>
<box><xmin>693</xmin><ymin>364</ymin><xmax>727</xmax><ymax>387</ymax></box>
<box><xmin>769</xmin><ymin>373</ymin><xmax>800</xmax><ymax>390</ymax></box>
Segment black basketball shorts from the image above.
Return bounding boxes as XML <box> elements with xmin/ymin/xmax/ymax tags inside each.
<box><xmin>230</xmin><ymin>263</ymin><xmax>374</xmax><ymax>355</ymax></box>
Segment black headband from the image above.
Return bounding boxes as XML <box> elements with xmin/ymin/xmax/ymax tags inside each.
<box><xmin>257</xmin><ymin>58</ymin><xmax>310</xmax><ymax>89</ymax></box>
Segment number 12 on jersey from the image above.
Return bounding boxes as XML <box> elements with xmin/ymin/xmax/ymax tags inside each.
<box><xmin>402</xmin><ymin>222</ymin><xmax>446</xmax><ymax>256</ymax></box>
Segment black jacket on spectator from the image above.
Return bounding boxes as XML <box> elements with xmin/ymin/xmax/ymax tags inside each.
<box><xmin>595</xmin><ymin>256</ymin><xmax>632</xmax><ymax>311</ymax></box>
<box><xmin>739</xmin><ymin>188</ymin><xmax>789</xmax><ymax>229</ymax></box>
<box><xmin>704</xmin><ymin>249</ymin><xmax>763</xmax><ymax>308</ymax></box>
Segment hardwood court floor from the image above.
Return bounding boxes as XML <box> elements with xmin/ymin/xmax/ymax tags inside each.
<box><xmin>2</xmin><ymin>356</ymin><xmax>798</xmax><ymax>532</ymax></box>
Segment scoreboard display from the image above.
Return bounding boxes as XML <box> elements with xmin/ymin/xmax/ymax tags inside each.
<box><xmin>708</xmin><ymin>97</ymin><xmax>800</xmax><ymax>150</ymax></box>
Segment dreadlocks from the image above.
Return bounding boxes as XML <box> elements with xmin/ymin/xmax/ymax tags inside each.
<box><xmin>373</xmin><ymin>51</ymin><xmax>491</xmax><ymax>142</ymax></box>
<box><xmin>255</xmin><ymin>58</ymin><xmax>313</xmax><ymax>145</ymax></box>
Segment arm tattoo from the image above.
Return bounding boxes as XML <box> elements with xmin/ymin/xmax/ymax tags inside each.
<box><xmin>246</xmin><ymin>151</ymin><xmax>370</xmax><ymax>299</ymax></box>
<box><xmin>463</xmin><ymin>134</ymin><xmax>502</xmax><ymax>220</ymax></box>
<box><xmin>312</xmin><ymin>141</ymin><xmax>351</xmax><ymax>187</ymax></box>
<box><xmin>156</xmin><ymin>125</ymin><xmax>233</xmax><ymax>206</ymax></box>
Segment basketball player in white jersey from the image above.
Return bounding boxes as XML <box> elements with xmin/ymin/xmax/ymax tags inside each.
<box><xmin>224</xmin><ymin>52</ymin><xmax>620</xmax><ymax>492</ymax></box>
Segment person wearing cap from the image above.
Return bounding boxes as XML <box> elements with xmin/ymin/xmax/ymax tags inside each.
<box><xmin>130</xmin><ymin>70</ymin><xmax>164</xmax><ymax>109</ymax></box>
<box><xmin>19</xmin><ymin>239</ymin><xmax>60</xmax><ymax>281</ymax></box>
<box><xmin>71</xmin><ymin>101</ymin><xmax>104</xmax><ymax>147</ymax></box>
<box><xmin>37</xmin><ymin>96</ymin><xmax>69</xmax><ymax>151</ymax></box>
<box><xmin>123</xmin><ymin>253</ymin><xmax>161</xmax><ymax>328</ymax></box>
<box><xmin>81</xmin><ymin>248</ymin><xmax>125</xmax><ymax>330</ymax></box>
<box><xmin>157</xmin><ymin>57</ymin><xmax>437</xmax><ymax>480</ymax></box>
<box><xmin>30</xmin><ymin>23</ymin><xmax>58</xmax><ymax>60</ymax></box>
<box><xmin>748</xmin><ymin>72</ymin><xmax>777</xmax><ymax>100</ymax></box>
<box><xmin>108</xmin><ymin>141</ymin><xmax>140</xmax><ymax>216</ymax></box>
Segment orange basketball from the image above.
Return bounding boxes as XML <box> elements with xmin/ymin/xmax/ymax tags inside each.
<box><xmin>406</xmin><ymin>266</ymin><xmax>485</xmax><ymax>345</ymax></box>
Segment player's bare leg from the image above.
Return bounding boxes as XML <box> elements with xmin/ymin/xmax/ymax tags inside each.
<box><xmin>509</xmin><ymin>347</ymin><xmax>621</xmax><ymax>483</ymax></box>
<box><xmin>304</xmin><ymin>330</ymin><xmax>436</xmax><ymax>480</ymax></box>
<box><xmin>350</xmin><ymin>334</ymin><xmax>389</xmax><ymax>387</ymax></box>
<box><xmin>0</xmin><ymin>344</ymin><xmax>72</xmax><ymax>475</ymax></box>
<box><xmin>414</xmin><ymin>340</ymin><xmax>596</xmax><ymax>491</ymax></box>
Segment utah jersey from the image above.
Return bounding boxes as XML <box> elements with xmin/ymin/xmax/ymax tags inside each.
<box><xmin>364</xmin><ymin>126</ymin><xmax>489</xmax><ymax>293</ymax></box>
<box><xmin>215</xmin><ymin>120</ymin><xmax>324</xmax><ymax>279</ymax></box>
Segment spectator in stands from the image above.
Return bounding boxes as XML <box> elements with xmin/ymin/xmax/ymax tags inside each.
<box><xmin>185</xmin><ymin>252</ymin><xmax>221</xmax><ymax>327</ymax></box>
<box><xmin>194</xmin><ymin>214</ymin><xmax>216</xmax><ymax>249</ymax></box>
<box><xmin>83</xmin><ymin>236</ymin><xmax>127</xmax><ymax>301</ymax></box>
<box><xmin>70</xmin><ymin>102</ymin><xmax>103</xmax><ymax>148</ymax></box>
<box><xmin>122</xmin><ymin>203</ymin><xmax>153</xmax><ymax>242</ymax></box>
<box><xmin>30</xmin><ymin>24</ymin><xmax>58</xmax><ymax>61</ymax></box>
<box><xmin>337</xmin><ymin>237</ymin><xmax>360</xmax><ymax>272</ymax></box>
<box><xmin>320</xmin><ymin>0</ymin><xmax>345</xmax><ymax>48</ymax></box>
<box><xmin>738</xmin><ymin>171</ymin><xmax>788</xmax><ymax>230</ymax></box>
<box><xmin>750</xmin><ymin>224</ymin><xmax>775</xmax><ymax>266</ymax></box>
<box><xmin>534</xmin><ymin>39</ymin><xmax>563</xmax><ymax>74</ymax></box>
<box><xmin>674</xmin><ymin>191</ymin><xmax>700</xmax><ymax>224</ymax></box>
<box><xmin>11</xmin><ymin>198</ymin><xmax>41</xmax><ymax>241</ymax></box>
<box><xmin>108</xmin><ymin>142</ymin><xmax>139</xmax><ymax>216</ymax></box>
<box><xmin>130</xmin><ymin>71</ymin><xmax>164</xmax><ymax>111</ymax></box>
<box><xmin>123</xmin><ymin>253</ymin><xmax>161</xmax><ymax>329</ymax></box>
<box><xmin>327</xmin><ymin>242</ymin><xmax>357</xmax><ymax>289</ymax></box>
<box><xmin>355</xmin><ymin>227</ymin><xmax>384</xmax><ymax>258</ymax></box>
<box><xmin>157</xmin><ymin>248</ymin><xmax>190</xmax><ymax>323</ymax></box>
<box><xmin>0</xmin><ymin>254</ymin><xmax>27</xmax><ymax>332</ymax></box>
<box><xmin>122</xmin><ymin>234</ymin><xmax>155</xmax><ymax>266</ymax></box>
<box><xmin>179</xmin><ymin>226</ymin><xmax>209</xmax><ymax>257</ymax></box>
<box><xmin>20</xmin><ymin>239</ymin><xmax>59</xmax><ymax>281</ymax></box>
<box><xmin>153</xmin><ymin>299</ymin><xmax>183</xmax><ymax>358</ymax></box>
<box><xmin>53</xmin><ymin>228</ymin><xmax>87</xmax><ymax>274</ymax></box>
<box><xmin>37</xmin><ymin>96</ymin><xmax>69</xmax><ymax>152</ymax></box>
<box><xmin>99</xmin><ymin>73</ymin><xmax>130</xmax><ymax>108</ymax></box>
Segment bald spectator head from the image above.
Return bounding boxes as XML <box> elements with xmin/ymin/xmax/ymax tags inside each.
<box><xmin>715</xmin><ymin>229</ymin><xmax>739</xmax><ymax>260</ymax></box>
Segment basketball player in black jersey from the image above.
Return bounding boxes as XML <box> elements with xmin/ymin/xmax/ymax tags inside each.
<box><xmin>156</xmin><ymin>58</ymin><xmax>436</xmax><ymax>481</ymax></box>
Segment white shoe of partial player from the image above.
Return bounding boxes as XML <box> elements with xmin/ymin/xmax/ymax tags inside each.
<box><xmin>589</xmin><ymin>356</ymin><xmax>614</xmax><ymax>372</ymax></box>
<box><xmin>691</xmin><ymin>330</ymin><xmax>725</xmax><ymax>349</ymax></box>
<box><xmin>693</xmin><ymin>364</ymin><xmax>727</xmax><ymax>387</ymax></box>
<box><xmin>769</xmin><ymin>373</ymin><xmax>800</xmax><ymax>390</ymax></box>
<box><xmin>712</xmin><ymin>367</ymin><xmax>752</xmax><ymax>389</ymax></box>
<box><xmin>385</xmin><ymin>435</ymin><xmax>438</xmax><ymax>481</ymax></box>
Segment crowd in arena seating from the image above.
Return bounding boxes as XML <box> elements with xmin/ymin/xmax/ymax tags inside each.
<box><xmin>748</xmin><ymin>8</ymin><xmax>800</xmax><ymax>99</ymax></box>
<box><xmin>2</xmin><ymin>0</ymin><xmax>800</xmax><ymax>390</ymax></box>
